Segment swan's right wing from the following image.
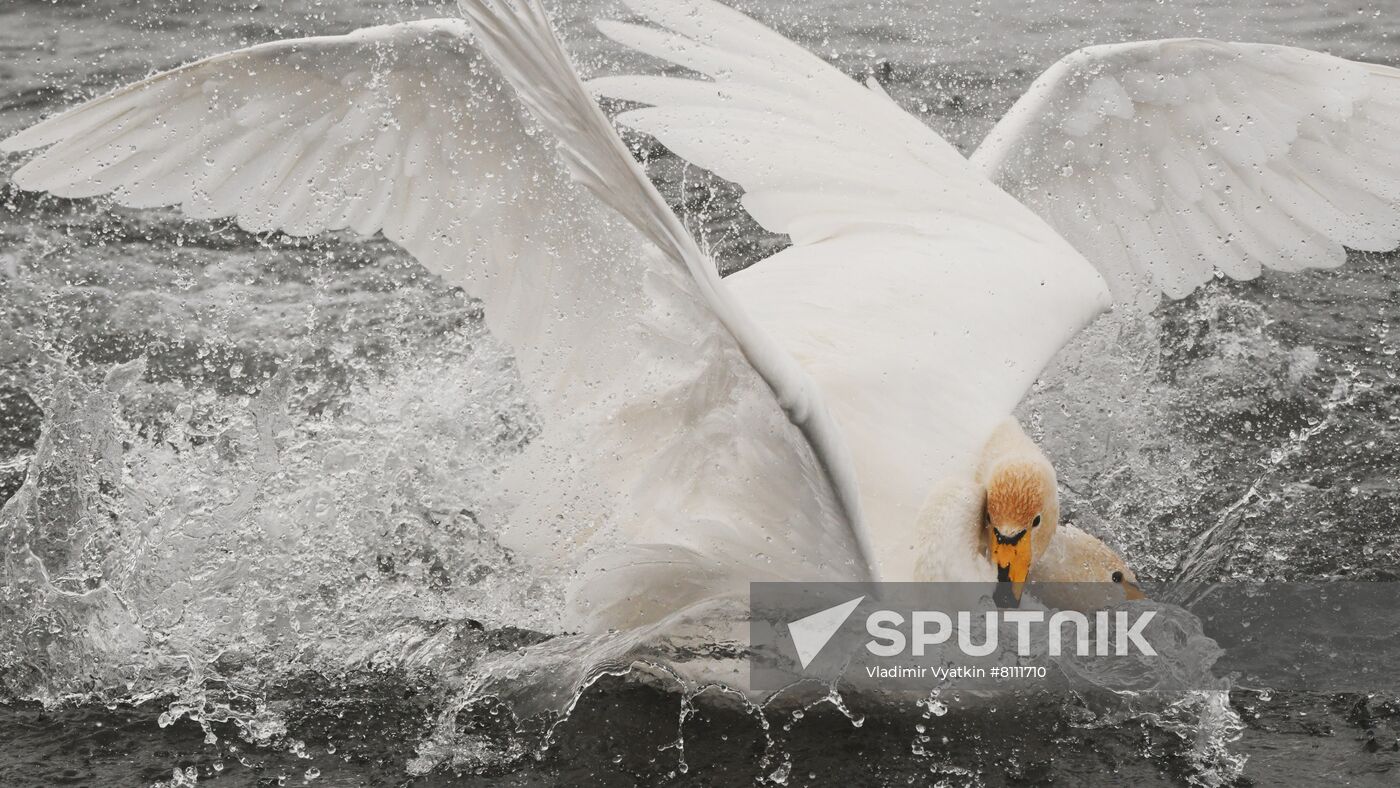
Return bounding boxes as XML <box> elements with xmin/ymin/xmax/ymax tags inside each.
<box><xmin>972</xmin><ymin>39</ymin><xmax>1400</xmax><ymax>308</ymax></box>
<box><xmin>4</xmin><ymin>11</ymin><xmax>876</xmax><ymax>631</ymax></box>
<box><xmin>591</xmin><ymin>0</ymin><xmax>1112</xmax><ymax>579</ymax></box>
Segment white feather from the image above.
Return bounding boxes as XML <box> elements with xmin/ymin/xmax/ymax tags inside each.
<box><xmin>973</xmin><ymin>37</ymin><xmax>1400</xmax><ymax>305</ymax></box>
<box><xmin>4</xmin><ymin>10</ymin><xmax>881</xmax><ymax>635</ymax></box>
<box><xmin>590</xmin><ymin>0</ymin><xmax>1110</xmax><ymax>580</ymax></box>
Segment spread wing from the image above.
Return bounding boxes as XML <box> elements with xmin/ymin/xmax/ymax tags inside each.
<box><xmin>3</xmin><ymin>11</ymin><xmax>878</xmax><ymax>631</ymax></box>
<box><xmin>972</xmin><ymin>38</ymin><xmax>1400</xmax><ymax>308</ymax></box>
<box><xmin>591</xmin><ymin>0</ymin><xmax>1111</xmax><ymax>578</ymax></box>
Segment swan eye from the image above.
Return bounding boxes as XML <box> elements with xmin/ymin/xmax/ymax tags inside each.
<box><xmin>1032</xmin><ymin>514</ymin><xmax>1042</xmax><ymax>528</ymax></box>
<box><xmin>1111</xmin><ymin>571</ymin><xmax>1124</xmax><ymax>584</ymax></box>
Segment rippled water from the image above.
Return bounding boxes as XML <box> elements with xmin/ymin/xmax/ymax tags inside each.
<box><xmin>2</xmin><ymin>0</ymin><xmax>1399</xmax><ymax>785</ymax></box>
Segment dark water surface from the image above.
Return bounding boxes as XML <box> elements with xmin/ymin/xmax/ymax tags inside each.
<box><xmin>2</xmin><ymin>0</ymin><xmax>1400</xmax><ymax>785</ymax></box>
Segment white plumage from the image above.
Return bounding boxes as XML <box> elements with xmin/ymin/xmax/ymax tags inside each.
<box><xmin>6</xmin><ymin>0</ymin><xmax>1399</xmax><ymax>633</ymax></box>
<box><xmin>972</xmin><ymin>38</ymin><xmax>1400</xmax><ymax>306</ymax></box>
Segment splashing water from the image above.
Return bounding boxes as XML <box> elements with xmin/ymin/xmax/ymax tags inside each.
<box><xmin>0</xmin><ymin>328</ymin><xmax>550</xmax><ymax>716</ymax></box>
<box><xmin>3</xmin><ymin>0</ymin><xmax>1400</xmax><ymax>784</ymax></box>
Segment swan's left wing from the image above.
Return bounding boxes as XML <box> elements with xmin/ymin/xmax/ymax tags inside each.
<box><xmin>973</xmin><ymin>39</ymin><xmax>1400</xmax><ymax>308</ymax></box>
<box><xmin>3</xmin><ymin>7</ymin><xmax>878</xmax><ymax>631</ymax></box>
<box><xmin>591</xmin><ymin>0</ymin><xmax>1111</xmax><ymax>578</ymax></box>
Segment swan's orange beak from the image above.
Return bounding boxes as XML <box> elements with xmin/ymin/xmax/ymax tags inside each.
<box><xmin>989</xmin><ymin>526</ymin><xmax>1032</xmax><ymax>606</ymax></box>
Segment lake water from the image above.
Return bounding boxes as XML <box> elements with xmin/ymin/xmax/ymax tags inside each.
<box><xmin>2</xmin><ymin>0</ymin><xmax>1399</xmax><ymax>785</ymax></box>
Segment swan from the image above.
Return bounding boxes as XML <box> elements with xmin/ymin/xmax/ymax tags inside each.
<box><xmin>913</xmin><ymin>418</ymin><xmax>1142</xmax><ymax>605</ymax></box>
<box><xmin>5</xmin><ymin>0</ymin><xmax>1398</xmax><ymax>636</ymax></box>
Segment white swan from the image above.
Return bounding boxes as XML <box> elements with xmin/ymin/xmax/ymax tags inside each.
<box><xmin>5</xmin><ymin>0</ymin><xmax>1398</xmax><ymax>633</ymax></box>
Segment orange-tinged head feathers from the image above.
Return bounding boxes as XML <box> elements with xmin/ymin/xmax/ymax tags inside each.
<box><xmin>984</xmin><ymin>458</ymin><xmax>1058</xmax><ymax>606</ymax></box>
<box><xmin>985</xmin><ymin>460</ymin><xmax>1053</xmax><ymax>529</ymax></box>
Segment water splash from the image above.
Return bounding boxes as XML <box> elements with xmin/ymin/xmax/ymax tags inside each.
<box><xmin>0</xmin><ymin>326</ymin><xmax>546</xmax><ymax>721</ymax></box>
<box><xmin>1170</xmin><ymin>365</ymin><xmax>1364</xmax><ymax>604</ymax></box>
<box><xmin>0</xmin><ymin>343</ymin><xmax>1255</xmax><ymax>783</ymax></box>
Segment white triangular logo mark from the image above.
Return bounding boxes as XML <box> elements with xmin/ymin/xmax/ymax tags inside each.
<box><xmin>788</xmin><ymin>596</ymin><xmax>865</xmax><ymax>670</ymax></box>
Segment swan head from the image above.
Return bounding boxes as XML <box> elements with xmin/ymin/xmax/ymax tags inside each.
<box><xmin>984</xmin><ymin>458</ymin><xmax>1057</xmax><ymax>605</ymax></box>
<box><xmin>1029</xmin><ymin>523</ymin><xmax>1147</xmax><ymax>609</ymax></box>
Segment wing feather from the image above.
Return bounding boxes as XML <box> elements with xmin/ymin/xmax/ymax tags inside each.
<box><xmin>5</xmin><ymin>10</ymin><xmax>878</xmax><ymax>630</ymax></box>
<box><xmin>591</xmin><ymin>0</ymin><xmax>1110</xmax><ymax>578</ymax></box>
<box><xmin>975</xmin><ymin>38</ymin><xmax>1400</xmax><ymax>305</ymax></box>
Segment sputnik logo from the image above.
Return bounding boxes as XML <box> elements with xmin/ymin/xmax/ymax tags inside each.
<box><xmin>787</xmin><ymin>595</ymin><xmax>865</xmax><ymax>669</ymax></box>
